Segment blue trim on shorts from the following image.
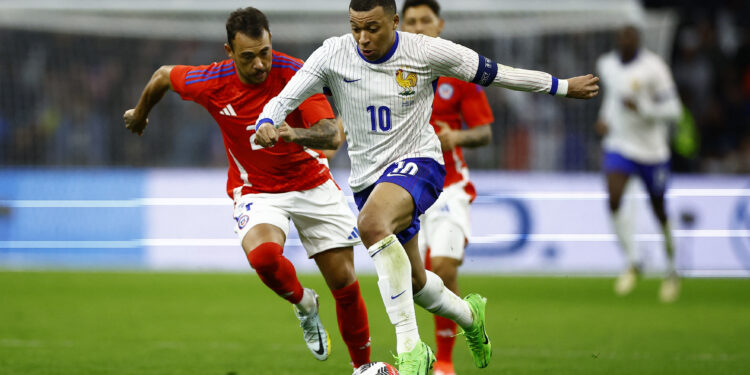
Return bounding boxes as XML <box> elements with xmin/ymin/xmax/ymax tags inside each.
<box><xmin>353</xmin><ymin>158</ymin><xmax>446</xmax><ymax>244</ymax></box>
<box><xmin>603</xmin><ymin>151</ymin><xmax>671</xmax><ymax>198</ymax></box>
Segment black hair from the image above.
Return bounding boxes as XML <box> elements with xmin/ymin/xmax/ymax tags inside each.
<box><xmin>225</xmin><ymin>7</ymin><xmax>270</xmax><ymax>48</ymax></box>
<box><xmin>349</xmin><ymin>0</ymin><xmax>397</xmax><ymax>15</ymax></box>
<box><xmin>402</xmin><ymin>0</ymin><xmax>441</xmax><ymax>17</ymax></box>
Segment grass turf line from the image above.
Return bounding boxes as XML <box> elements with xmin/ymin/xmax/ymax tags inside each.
<box><xmin>1</xmin><ymin>271</ymin><xmax>749</xmax><ymax>374</ymax></box>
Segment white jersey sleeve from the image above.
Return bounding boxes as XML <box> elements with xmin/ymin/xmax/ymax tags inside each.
<box><xmin>424</xmin><ymin>36</ymin><xmax>562</xmax><ymax>95</ymax></box>
<box><xmin>255</xmin><ymin>42</ymin><xmax>331</xmax><ymax>128</ymax></box>
<box><xmin>635</xmin><ymin>58</ymin><xmax>681</xmax><ymax>122</ymax></box>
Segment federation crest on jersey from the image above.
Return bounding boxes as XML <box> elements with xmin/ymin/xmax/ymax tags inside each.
<box><xmin>395</xmin><ymin>68</ymin><xmax>417</xmax><ymax>107</ymax></box>
<box><xmin>438</xmin><ymin>83</ymin><xmax>454</xmax><ymax>100</ymax></box>
<box><xmin>237</xmin><ymin>214</ymin><xmax>250</xmax><ymax>229</ymax></box>
<box><xmin>631</xmin><ymin>79</ymin><xmax>641</xmax><ymax>92</ymax></box>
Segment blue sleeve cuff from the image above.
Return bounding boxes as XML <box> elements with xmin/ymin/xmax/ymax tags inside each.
<box><xmin>255</xmin><ymin>118</ymin><xmax>274</xmax><ymax>131</ymax></box>
<box><xmin>549</xmin><ymin>77</ymin><xmax>559</xmax><ymax>96</ymax></box>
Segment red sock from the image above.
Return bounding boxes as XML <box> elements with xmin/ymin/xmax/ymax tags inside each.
<box><xmin>435</xmin><ymin>314</ymin><xmax>457</xmax><ymax>363</ymax></box>
<box><xmin>246</xmin><ymin>242</ymin><xmax>303</xmax><ymax>304</ymax></box>
<box><xmin>425</xmin><ymin>247</ymin><xmax>432</xmax><ymax>270</ymax></box>
<box><xmin>331</xmin><ymin>281</ymin><xmax>371</xmax><ymax>368</ymax></box>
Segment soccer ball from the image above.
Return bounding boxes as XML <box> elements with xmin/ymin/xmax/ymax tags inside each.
<box><xmin>352</xmin><ymin>362</ymin><xmax>399</xmax><ymax>375</ymax></box>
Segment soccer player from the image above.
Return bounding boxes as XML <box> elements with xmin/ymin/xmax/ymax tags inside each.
<box><xmin>401</xmin><ymin>1</ymin><xmax>493</xmax><ymax>374</ymax></box>
<box><xmin>252</xmin><ymin>1</ymin><xmax>599</xmax><ymax>373</ymax></box>
<box><xmin>595</xmin><ymin>25</ymin><xmax>682</xmax><ymax>302</ymax></box>
<box><xmin>123</xmin><ymin>7</ymin><xmax>372</xmax><ymax>368</ymax></box>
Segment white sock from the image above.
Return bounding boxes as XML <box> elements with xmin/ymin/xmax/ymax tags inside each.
<box><xmin>368</xmin><ymin>234</ymin><xmax>420</xmax><ymax>353</ymax></box>
<box><xmin>414</xmin><ymin>270</ymin><xmax>473</xmax><ymax>329</ymax></box>
<box><xmin>295</xmin><ymin>288</ymin><xmax>316</xmax><ymax>315</ymax></box>
<box><xmin>612</xmin><ymin>205</ymin><xmax>638</xmax><ymax>267</ymax></box>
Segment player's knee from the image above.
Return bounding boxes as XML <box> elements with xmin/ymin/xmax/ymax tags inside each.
<box><xmin>326</xmin><ymin>263</ymin><xmax>357</xmax><ymax>290</ymax></box>
<box><xmin>650</xmin><ymin>196</ymin><xmax>668</xmax><ymax>223</ymax></box>
<box><xmin>609</xmin><ymin>198</ymin><xmax>621</xmax><ymax>212</ymax></box>
<box><xmin>357</xmin><ymin>214</ymin><xmax>390</xmax><ymax>247</ymax></box>
<box><xmin>330</xmin><ymin>273</ymin><xmax>357</xmax><ymax>291</ymax></box>
<box><xmin>654</xmin><ymin>208</ymin><xmax>668</xmax><ymax>223</ymax></box>
<box><xmin>246</xmin><ymin>242</ymin><xmax>284</xmax><ymax>272</ymax></box>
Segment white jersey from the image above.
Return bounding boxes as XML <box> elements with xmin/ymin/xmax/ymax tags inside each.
<box><xmin>597</xmin><ymin>49</ymin><xmax>682</xmax><ymax>164</ymax></box>
<box><xmin>258</xmin><ymin>31</ymin><xmax>564</xmax><ymax>192</ymax></box>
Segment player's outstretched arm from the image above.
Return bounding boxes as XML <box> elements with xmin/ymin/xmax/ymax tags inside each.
<box><xmin>426</xmin><ymin>36</ymin><xmax>599</xmax><ymax>100</ymax></box>
<box><xmin>278</xmin><ymin>118</ymin><xmax>341</xmax><ymax>150</ymax></box>
<box><xmin>124</xmin><ymin>65</ymin><xmax>174</xmax><ymax>136</ymax></box>
<box><xmin>254</xmin><ymin>44</ymin><xmax>331</xmax><ymax>137</ymax></box>
<box><xmin>321</xmin><ymin>118</ymin><xmax>346</xmax><ymax>159</ymax></box>
<box><xmin>565</xmin><ymin>74</ymin><xmax>600</xmax><ymax>99</ymax></box>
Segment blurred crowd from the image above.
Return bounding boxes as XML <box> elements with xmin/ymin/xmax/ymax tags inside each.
<box><xmin>663</xmin><ymin>1</ymin><xmax>750</xmax><ymax>173</ymax></box>
<box><xmin>0</xmin><ymin>2</ymin><xmax>747</xmax><ymax>173</ymax></box>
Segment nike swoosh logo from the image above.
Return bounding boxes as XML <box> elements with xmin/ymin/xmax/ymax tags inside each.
<box><xmin>482</xmin><ymin>323</ymin><xmax>489</xmax><ymax>345</ymax></box>
<box><xmin>344</xmin><ymin>78</ymin><xmax>361</xmax><ymax>83</ymax></box>
<box><xmin>369</xmin><ymin>239</ymin><xmax>393</xmax><ymax>258</ymax></box>
<box><xmin>314</xmin><ymin>324</ymin><xmax>325</xmax><ymax>355</ymax></box>
<box><xmin>391</xmin><ymin>290</ymin><xmax>407</xmax><ymax>300</ymax></box>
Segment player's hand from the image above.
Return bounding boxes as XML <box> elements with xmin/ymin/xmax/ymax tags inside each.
<box><xmin>277</xmin><ymin>122</ymin><xmax>296</xmax><ymax>143</ymax></box>
<box><xmin>623</xmin><ymin>98</ymin><xmax>638</xmax><ymax>112</ymax></box>
<box><xmin>565</xmin><ymin>74</ymin><xmax>599</xmax><ymax>99</ymax></box>
<box><xmin>123</xmin><ymin>109</ymin><xmax>148</xmax><ymax>136</ymax></box>
<box><xmin>253</xmin><ymin>123</ymin><xmax>279</xmax><ymax>147</ymax></box>
<box><xmin>594</xmin><ymin>119</ymin><xmax>609</xmax><ymax>137</ymax></box>
<box><xmin>435</xmin><ymin>121</ymin><xmax>456</xmax><ymax>151</ymax></box>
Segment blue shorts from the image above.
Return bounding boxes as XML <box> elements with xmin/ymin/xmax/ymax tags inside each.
<box><xmin>603</xmin><ymin>151</ymin><xmax>670</xmax><ymax>198</ymax></box>
<box><xmin>353</xmin><ymin>158</ymin><xmax>446</xmax><ymax>244</ymax></box>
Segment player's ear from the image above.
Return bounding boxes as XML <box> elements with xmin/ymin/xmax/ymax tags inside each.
<box><xmin>224</xmin><ymin>43</ymin><xmax>233</xmax><ymax>58</ymax></box>
<box><xmin>438</xmin><ymin>18</ymin><xmax>445</xmax><ymax>34</ymax></box>
<box><xmin>392</xmin><ymin>14</ymin><xmax>399</xmax><ymax>30</ymax></box>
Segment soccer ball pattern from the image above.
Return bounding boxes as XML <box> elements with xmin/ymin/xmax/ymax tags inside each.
<box><xmin>352</xmin><ymin>362</ymin><xmax>399</xmax><ymax>375</ymax></box>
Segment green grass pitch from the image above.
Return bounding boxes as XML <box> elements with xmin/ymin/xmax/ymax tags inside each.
<box><xmin>1</xmin><ymin>271</ymin><xmax>749</xmax><ymax>374</ymax></box>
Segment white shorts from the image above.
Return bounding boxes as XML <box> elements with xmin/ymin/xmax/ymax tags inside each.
<box><xmin>418</xmin><ymin>183</ymin><xmax>472</xmax><ymax>262</ymax></box>
<box><xmin>233</xmin><ymin>180</ymin><xmax>361</xmax><ymax>258</ymax></box>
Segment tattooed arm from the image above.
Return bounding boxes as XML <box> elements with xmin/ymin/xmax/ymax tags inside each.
<box><xmin>277</xmin><ymin>118</ymin><xmax>341</xmax><ymax>150</ymax></box>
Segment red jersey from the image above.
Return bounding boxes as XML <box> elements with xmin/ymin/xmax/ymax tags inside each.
<box><xmin>430</xmin><ymin>77</ymin><xmax>494</xmax><ymax>201</ymax></box>
<box><xmin>170</xmin><ymin>52</ymin><xmax>335</xmax><ymax>198</ymax></box>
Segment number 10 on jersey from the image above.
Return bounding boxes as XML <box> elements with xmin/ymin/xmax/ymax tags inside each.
<box><xmin>367</xmin><ymin>106</ymin><xmax>391</xmax><ymax>132</ymax></box>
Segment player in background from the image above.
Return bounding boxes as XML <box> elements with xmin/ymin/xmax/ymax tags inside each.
<box><xmin>123</xmin><ymin>7</ymin><xmax>372</xmax><ymax>368</ymax></box>
<box><xmin>251</xmin><ymin>0</ymin><xmax>599</xmax><ymax>373</ymax></box>
<box><xmin>401</xmin><ymin>1</ymin><xmax>493</xmax><ymax>374</ymax></box>
<box><xmin>595</xmin><ymin>25</ymin><xmax>682</xmax><ymax>303</ymax></box>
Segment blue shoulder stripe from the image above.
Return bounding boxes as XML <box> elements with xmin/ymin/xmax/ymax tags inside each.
<box><xmin>272</xmin><ymin>54</ymin><xmax>302</xmax><ymax>64</ymax></box>
<box><xmin>272</xmin><ymin>63</ymin><xmax>300</xmax><ymax>72</ymax></box>
<box><xmin>186</xmin><ymin>65</ymin><xmax>234</xmax><ymax>78</ymax></box>
<box><xmin>185</xmin><ymin>71</ymin><xmax>235</xmax><ymax>85</ymax></box>
<box><xmin>185</xmin><ymin>62</ymin><xmax>234</xmax><ymax>76</ymax></box>
<box><xmin>272</xmin><ymin>57</ymin><xmax>302</xmax><ymax>69</ymax></box>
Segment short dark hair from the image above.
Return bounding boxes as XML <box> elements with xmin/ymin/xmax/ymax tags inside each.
<box><xmin>349</xmin><ymin>0</ymin><xmax>397</xmax><ymax>15</ymax></box>
<box><xmin>402</xmin><ymin>0</ymin><xmax>441</xmax><ymax>17</ymax></box>
<box><xmin>226</xmin><ymin>7</ymin><xmax>270</xmax><ymax>48</ymax></box>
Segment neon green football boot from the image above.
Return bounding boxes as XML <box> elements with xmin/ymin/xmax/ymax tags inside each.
<box><xmin>395</xmin><ymin>341</ymin><xmax>435</xmax><ymax>375</ymax></box>
<box><xmin>461</xmin><ymin>294</ymin><xmax>492</xmax><ymax>368</ymax></box>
